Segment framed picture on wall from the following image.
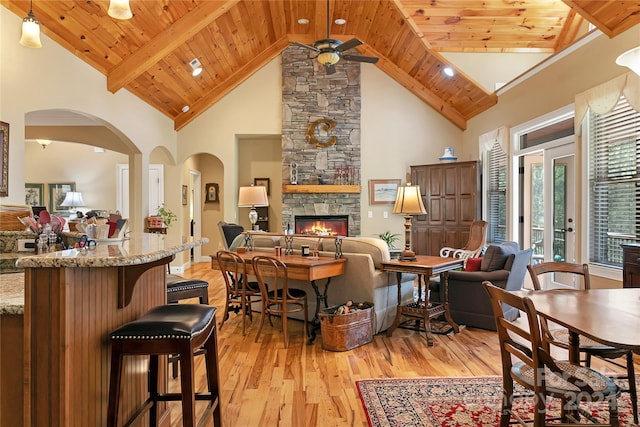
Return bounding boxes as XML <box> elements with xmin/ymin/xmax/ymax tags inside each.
<box><xmin>205</xmin><ymin>183</ymin><xmax>219</xmax><ymax>203</ymax></box>
<box><xmin>368</xmin><ymin>179</ymin><xmax>401</xmax><ymax>205</ymax></box>
<box><xmin>182</xmin><ymin>185</ymin><xmax>188</xmax><ymax>206</ymax></box>
<box><xmin>49</xmin><ymin>183</ymin><xmax>76</xmax><ymax>213</ymax></box>
<box><xmin>25</xmin><ymin>183</ymin><xmax>44</xmax><ymax>206</ymax></box>
<box><xmin>0</xmin><ymin>121</ymin><xmax>8</xmax><ymax>197</ymax></box>
<box><xmin>254</xmin><ymin>177</ymin><xmax>270</xmax><ymax>196</ymax></box>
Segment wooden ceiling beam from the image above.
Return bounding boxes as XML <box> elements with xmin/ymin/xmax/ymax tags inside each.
<box><xmin>107</xmin><ymin>0</ymin><xmax>240</xmax><ymax>93</ymax></box>
<box><xmin>174</xmin><ymin>36</ymin><xmax>290</xmax><ymax>131</ymax></box>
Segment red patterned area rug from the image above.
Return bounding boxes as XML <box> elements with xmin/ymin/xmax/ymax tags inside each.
<box><xmin>357</xmin><ymin>376</ymin><xmax>639</xmax><ymax>427</ymax></box>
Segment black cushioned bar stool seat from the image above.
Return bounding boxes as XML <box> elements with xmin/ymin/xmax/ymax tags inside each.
<box><xmin>166</xmin><ymin>274</ymin><xmax>209</xmax><ymax>304</ymax></box>
<box><xmin>107</xmin><ymin>304</ymin><xmax>222</xmax><ymax>427</ymax></box>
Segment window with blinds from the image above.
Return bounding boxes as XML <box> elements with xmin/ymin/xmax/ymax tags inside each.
<box><xmin>588</xmin><ymin>96</ymin><xmax>640</xmax><ymax>268</ymax></box>
<box><xmin>487</xmin><ymin>141</ymin><xmax>507</xmax><ymax>243</ymax></box>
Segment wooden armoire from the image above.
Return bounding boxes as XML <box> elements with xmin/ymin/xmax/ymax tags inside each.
<box><xmin>410</xmin><ymin>161</ymin><xmax>481</xmax><ymax>256</ymax></box>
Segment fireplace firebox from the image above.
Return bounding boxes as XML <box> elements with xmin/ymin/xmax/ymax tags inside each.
<box><xmin>294</xmin><ymin>215</ymin><xmax>348</xmax><ymax>237</ymax></box>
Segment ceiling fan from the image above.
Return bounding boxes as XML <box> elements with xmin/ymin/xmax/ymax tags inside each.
<box><xmin>292</xmin><ymin>0</ymin><xmax>379</xmax><ymax>74</ymax></box>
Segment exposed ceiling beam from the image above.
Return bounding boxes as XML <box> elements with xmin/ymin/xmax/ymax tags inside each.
<box><xmin>107</xmin><ymin>0</ymin><xmax>240</xmax><ymax>93</ymax></box>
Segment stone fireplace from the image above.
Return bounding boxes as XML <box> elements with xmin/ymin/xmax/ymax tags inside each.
<box><xmin>295</xmin><ymin>215</ymin><xmax>349</xmax><ymax>237</ymax></box>
<box><xmin>280</xmin><ymin>46</ymin><xmax>361</xmax><ymax>236</ymax></box>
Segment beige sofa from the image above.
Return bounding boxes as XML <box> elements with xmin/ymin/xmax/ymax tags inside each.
<box><xmin>228</xmin><ymin>234</ymin><xmax>417</xmax><ymax>334</ymax></box>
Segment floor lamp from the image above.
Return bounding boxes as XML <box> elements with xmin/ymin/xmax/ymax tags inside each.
<box><xmin>392</xmin><ymin>184</ymin><xmax>426</xmax><ymax>261</ymax></box>
<box><xmin>238</xmin><ymin>185</ymin><xmax>269</xmax><ymax>231</ymax></box>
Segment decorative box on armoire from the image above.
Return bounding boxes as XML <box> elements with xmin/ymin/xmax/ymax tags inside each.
<box><xmin>621</xmin><ymin>244</ymin><xmax>640</xmax><ymax>288</ymax></box>
<box><xmin>410</xmin><ymin>161</ymin><xmax>481</xmax><ymax>256</ymax></box>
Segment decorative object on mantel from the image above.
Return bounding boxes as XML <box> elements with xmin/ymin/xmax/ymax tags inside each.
<box><xmin>439</xmin><ymin>147</ymin><xmax>458</xmax><ymax>162</ymax></box>
<box><xmin>336</xmin><ymin>165</ymin><xmax>359</xmax><ymax>185</ymax></box>
<box><xmin>307</xmin><ymin>118</ymin><xmax>337</xmax><ymax>147</ymax></box>
<box><xmin>238</xmin><ymin>185</ymin><xmax>269</xmax><ymax>230</ymax></box>
<box><xmin>289</xmin><ymin>162</ymin><xmax>298</xmax><ymax>184</ymax></box>
<box><xmin>392</xmin><ymin>183</ymin><xmax>427</xmax><ymax>261</ymax></box>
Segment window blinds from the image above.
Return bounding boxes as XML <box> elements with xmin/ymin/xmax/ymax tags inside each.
<box><xmin>488</xmin><ymin>141</ymin><xmax>507</xmax><ymax>243</ymax></box>
<box><xmin>588</xmin><ymin>96</ymin><xmax>640</xmax><ymax>267</ymax></box>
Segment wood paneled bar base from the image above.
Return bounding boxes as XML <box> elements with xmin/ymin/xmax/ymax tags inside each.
<box><xmin>11</xmin><ymin>233</ymin><xmax>208</xmax><ymax>427</ymax></box>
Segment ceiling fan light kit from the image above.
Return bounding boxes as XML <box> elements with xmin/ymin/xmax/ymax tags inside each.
<box><xmin>292</xmin><ymin>0</ymin><xmax>378</xmax><ymax>74</ymax></box>
<box><xmin>19</xmin><ymin>1</ymin><xmax>41</xmax><ymax>49</ymax></box>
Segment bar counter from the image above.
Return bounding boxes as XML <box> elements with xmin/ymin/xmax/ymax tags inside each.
<box><xmin>0</xmin><ymin>233</ymin><xmax>208</xmax><ymax>427</ymax></box>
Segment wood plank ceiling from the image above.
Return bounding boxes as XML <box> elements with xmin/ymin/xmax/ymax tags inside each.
<box><xmin>3</xmin><ymin>0</ymin><xmax>639</xmax><ymax>130</ymax></box>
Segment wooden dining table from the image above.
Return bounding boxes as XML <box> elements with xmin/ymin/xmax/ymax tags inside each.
<box><xmin>210</xmin><ymin>250</ymin><xmax>346</xmax><ymax>343</ymax></box>
<box><xmin>512</xmin><ymin>288</ymin><xmax>640</xmax><ymax>363</ymax></box>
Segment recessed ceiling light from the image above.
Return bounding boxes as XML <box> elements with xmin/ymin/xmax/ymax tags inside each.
<box><xmin>297</xmin><ymin>18</ymin><xmax>309</xmax><ymax>25</ymax></box>
<box><xmin>182</xmin><ymin>105</ymin><xmax>190</xmax><ymax>113</ymax></box>
<box><xmin>334</xmin><ymin>18</ymin><xmax>346</xmax><ymax>25</ymax></box>
<box><xmin>443</xmin><ymin>66</ymin><xmax>455</xmax><ymax>77</ymax></box>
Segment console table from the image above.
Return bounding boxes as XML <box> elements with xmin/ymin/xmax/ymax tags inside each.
<box><xmin>382</xmin><ymin>256</ymin><xmax>464</xmax><ymax>346</ymax></box>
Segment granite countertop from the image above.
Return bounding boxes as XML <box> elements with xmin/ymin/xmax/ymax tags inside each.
<box><xmin>0</xmin><ymin>273</ymin><xmax>25</xmax><ymax>314</ymax></box>
<box><xmin>16</xmin><ymin>233</ymin><xmax>208</xmax><ymax>268</ymax></box>
<box><xmin>2</xmin><ymin>233</ymin><xmax>208</xmax><ymax>315</ymax></box>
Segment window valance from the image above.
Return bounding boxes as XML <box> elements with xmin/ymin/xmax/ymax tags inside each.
<box><xmin>575</xmin><ymin>71</ymin><xmax>640</xmax><ymax>133</ymax></box>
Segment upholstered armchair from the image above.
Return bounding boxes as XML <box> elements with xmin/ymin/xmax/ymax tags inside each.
<box><xmin>429</xmin><ymin>241</ymin><xmax>533</xmax><ymax>331</ymax></box>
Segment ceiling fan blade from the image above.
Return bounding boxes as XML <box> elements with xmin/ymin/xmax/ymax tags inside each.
<box><xmin>335</xmin><ymin>38</ymin><xmax>363</xmax><ymax>52</ymax></box>
<box><xmin>325</xmin><ymin>64</ymin><xmax>336</xmax><ymax>75</ymax></box>
<box><xmin>341</xmin><ymin>54</ymin><xmax>379</xmax><ymax>64</ymax></box>
<box><xmin>291</xmin><ymin>41</ymin><xmax>320</xmax><ymax>53</ymax></box>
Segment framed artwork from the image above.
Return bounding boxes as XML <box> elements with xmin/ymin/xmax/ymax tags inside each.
<box><xmin>182</xmin><ymin>185</ymin><xmax>188</xmax><ymax>206</ymax></box>
<box><xmin>205</xmin><ymin>183</ymin><xmax>219</xmax><ymax>203</ymax></box>
<box><xmin>49</xmin><ymin>183</ymin><xmax>76</xmax><ymax>213</ymax></box>
<box><xmin>0</xmin><ymin>121</ymin><xmax>8</xmax><ymax>197</ymax></box>
<box><xmin>369</xmin><ymin>179</ymin><xmax>401</xmax><ymax>205</ymax></box>
<box><xmin>254</xmin><ymin>177</ymin><xmax>270</xmax><ymax>196</ymax></box>
<box><xmin>25</xmin><ymin>183</ymin><xmax>44</xmax><ymax>206</ymax></box>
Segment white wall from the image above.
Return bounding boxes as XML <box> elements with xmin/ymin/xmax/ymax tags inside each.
<box><xmin>0</xmin><ymin>8</ymin><xmax>176</xmax><ymax>230</ymax></box>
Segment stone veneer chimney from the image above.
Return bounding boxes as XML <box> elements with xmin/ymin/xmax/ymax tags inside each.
<box><xmin>281</xmin><ymin>46</ymin><xmax>361</xmax><ymax>236</ymax></box>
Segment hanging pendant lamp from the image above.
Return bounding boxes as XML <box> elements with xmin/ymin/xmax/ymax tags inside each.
<box><xmin>108</xmin><ymin>0</ymin><xmax>133</xmax><ymax>20</ymax></box>
<box><xmin>19</xmin><ymin>0</ymin><xmax>42</xmax><ymax>48</ymax></box>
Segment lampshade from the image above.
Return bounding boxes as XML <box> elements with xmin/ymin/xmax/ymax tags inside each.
<box><xmin>238</xmin><ymin>185</ymin><xmax>269</xmax><ymax>208</ymax></box>
<box><xmin>616</xmin><ymin>46</ymin><xmax>640</xmax><ymax>76</ymax></box>
<box><xmin>108</xmin><ymin>0</ymin><xmax>133</xmax><ymax>20</ymax></box>
<box><xmin>317</xmin><ymin>51</ymin><xmax>341</xmax><ymax>65</ymax></box>
<box><xmin>60</xmin><ymin>191</ymin><xmax>85</xmax><ymax>208</ymax></box>
<box><xmin>19</xmin><ymin>3</ymin><xmax>42</xmax><ymax>49</ymax></box>
<box><xmin>393</xmin><ymin>184</ymin><xmax>426</xmax><ymax>215</ymax></box>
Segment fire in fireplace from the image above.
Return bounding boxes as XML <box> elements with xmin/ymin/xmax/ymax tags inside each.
<box><xmin>294</xmin><ymin>215</ymin><xmax>348</xmax><ymax>236</ymax></box>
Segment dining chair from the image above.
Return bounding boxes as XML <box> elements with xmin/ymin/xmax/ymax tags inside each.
<box><xmin>483</xmin><ymin>281</ymin><xmax>620</xmax><ymax>427</ymax></box>
<box><xmin>251</xmin><ymin>255</ymin><xmax>309</xmax><ymax>349</ymax></box>
<box><xmin>527</xmin><ymin>262</ymin><xmax>638</xmax><ymax>424</ymax></box>
<box><xmin>216</xmin><ymin>250</ymin><xmax>263</xmax><ymax>336</ymax></box>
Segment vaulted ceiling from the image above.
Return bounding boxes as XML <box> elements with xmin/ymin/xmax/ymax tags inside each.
<box><xmin>3</xmin><ymin>0</ymin><xmax>639</xmax><ymax>130</ymax></box>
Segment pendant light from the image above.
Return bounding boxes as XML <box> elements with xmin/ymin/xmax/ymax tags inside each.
<box><xmin>19</xmin><ymin>0</ymin><xmax>42</xmax><ymax>49</ymax></box>
<box><xmin>108</xmin><ymin>0</ymin><xmax>133</xmax><ymax>20</ymax></box>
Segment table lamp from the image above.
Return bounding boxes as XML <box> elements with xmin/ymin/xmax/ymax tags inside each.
<box><xmin>238</xmin><ymin>185</ymin><xmax>269</xmax><ymax>230</ymax></box>
<box><xmin>392</xmin><ymin>183</ymin><xmax>426</xmax><ymax>261</ymax></box>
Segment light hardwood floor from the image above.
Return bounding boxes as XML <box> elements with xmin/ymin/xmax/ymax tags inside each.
<box><xmin>168</xmin><ymin>262</ymin><xmax>637</xmax><ymax>427</ymax></box>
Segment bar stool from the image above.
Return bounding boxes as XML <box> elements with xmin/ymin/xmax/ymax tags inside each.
<box><xmin>107</xmin><ymin>304</ymin><xmax>222</xmax><ymax>427</ymax></box>
<box><xmin>166</xmin><ymin>274</ymin><xmax>209</xmax><ymax>304</ymax></box>
<box><xmin>166</xmin><ymin>274</ymin><xmax>210</xmax><ymax>378</ymax></box>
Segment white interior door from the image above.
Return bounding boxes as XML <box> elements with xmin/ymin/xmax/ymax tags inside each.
<box><xmin>116</xmin><ymin>164</ymin><xmax>164</xmax><ymax>217</ymax></box>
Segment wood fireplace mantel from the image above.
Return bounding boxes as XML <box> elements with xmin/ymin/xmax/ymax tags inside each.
<box><xmin>282</xmin><ymin>184</ymin><xmax>360</xmax><ymax>194</ymax></box>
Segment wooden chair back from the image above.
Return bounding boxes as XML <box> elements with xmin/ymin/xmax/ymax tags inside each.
<box><xmin>527</xmin><ymin>262</ymin><xmax>590</xmax><ymax>291</ymax></box>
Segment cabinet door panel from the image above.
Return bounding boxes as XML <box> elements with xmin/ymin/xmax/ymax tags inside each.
<box><xmin>444</xmin><ymin>198</ymin><xmax>458</xmax><ymax>224</ymax></box>
<box><xmin>443</xmin><ymin>166</ymin><xmax>458</xmax><ymax>196</ymax></box>
<box><xmin>459</xmin><ymin>195</ymin><xmax>477</xmax><ymax>224</ymax></box>
<box><xmin>428</xmin><ymin>198</ymin><xmax>443</xmax><ymax>225</ymax></box>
